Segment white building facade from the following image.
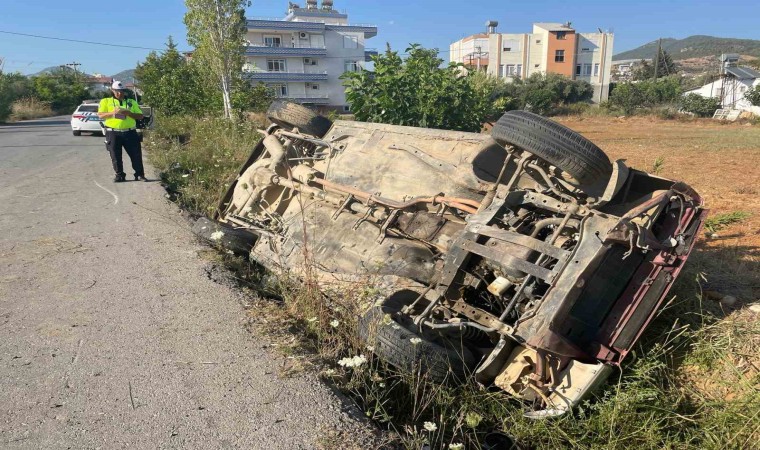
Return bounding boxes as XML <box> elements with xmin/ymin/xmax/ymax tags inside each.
<box><xmin>450</xmin><ymin>23</ymin><xmax>614</xmax><ymax>102</ymax></box>
<box><xmin>244</xmin><ymin>1</ymin><xmax>377</xmax><ymax>111</ymax></box>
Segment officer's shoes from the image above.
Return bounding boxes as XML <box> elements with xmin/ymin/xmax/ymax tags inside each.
<box><xmin>114</xmin><ymin>174</ymin><xmax>127</xmax><ymax>183</ymax></box>
<box><xmin>135</xmin><ymin>175</ymin><xmax>148</xmax><ymax>182</ymax></box>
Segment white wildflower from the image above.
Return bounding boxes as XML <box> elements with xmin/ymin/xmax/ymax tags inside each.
<box><xmin>410</xmin><ymin>337</ymin><xmax>422</xmax><ymax>345</ymax></box>
<box><xmin>337</xmin><ymin>354</ymin><xmax>367</xmax><ymax>368</ymax></box>
<box><xmin>330</xmin><ymin>319</ymin><xmax>340</xmax><ymax>328</ymax></box>
<box><xmin>181</xmin><ymin>174</ymin><xmax>189</xmax><ymax>178</ymax></box>
<box><xmin>378</xmin><ymin>382</ymin><xmax>385</xmax><ymax>388</ymax></box>
<box><xmin>449</xmin><ymin>444</ymin><xmax>464</xmax><ymax>450</ymax></box>
<box><xmin>423</xmin><ymin>421</ymin><xmax>437</xmax><ymax>432</ymax></box>
<box><xmin>324</xmin><ymin>369</ymin><xmax>336</xmax><ymax>376</ymax></box>
<box><xmin>307</xmin><ymin>317</ymin><xmax>318</xmax><ymax>323</ymax></box>
<box><xmin>365</xmin><ymin>345</ymin><xmax>375</xmax><ymax>352</ymax></box>
<box><xmin>390</xmin><ymin>323</ymin><xmax>401</xmax><ymax>330</ymax></box>
<box><xmin>210</xmin><ymin>231</ymin><xmax>225</xmax><ymax>241</ymax></box>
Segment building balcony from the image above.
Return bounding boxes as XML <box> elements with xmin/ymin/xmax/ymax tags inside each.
<box><xmin>244</xmin><ymin>70</ymin><xmax>329</xmax><ymax>82</ymax></box>
<box><xmin>326</xmin><ymin>24</ymin><xmax>377</xmax><ymax>38</ymax></box>
<box><xmin>247</xmin><ymin>19</ymin><xmax>325</xmax><ymax>32</ymax></box>
<box><xmin>246</xmin><ymin>44</ymin><xmax>327</xmax><ymax>57</ymax></box>
<box><xmin>364</xmin><ymin>48</ymin><xmax>378</xmax><ymax>61</ymax></box>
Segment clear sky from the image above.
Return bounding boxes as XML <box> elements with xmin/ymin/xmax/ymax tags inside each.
<box><xmin>1</xmin><ymin>0</ymin><xmax>759</xmax><ymax>76</ymax></box>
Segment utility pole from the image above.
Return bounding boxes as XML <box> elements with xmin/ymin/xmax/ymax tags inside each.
<box><xmin>64</xmin><ymin>62</ymin><xmax>82</xmax><ymax>82</ymax></box>
<box><xmin>652</xmin><ymin>38</ymin><xmax>661</xmax><ymax>80</ymax></box>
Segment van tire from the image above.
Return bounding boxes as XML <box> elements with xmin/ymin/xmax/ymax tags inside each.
<box><xmin>492</xmin><ymin>110</ymin><xmax>612</xmax><ymax>185</ymax></box>
<box><xmin>267</xmin><ymin>100</ymin><xmax>333</xmax><ymax>138</ymax></box>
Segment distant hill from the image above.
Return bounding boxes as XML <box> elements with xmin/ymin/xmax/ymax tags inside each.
<box><xmin>31</xmin><ymin>66</ymin><xmax>92</xmax><ymax>77</ymax></box>
<box><xmin>614</xmin><ymin>35</ymin><xmax>760</xmax><ymax>61</ymax></box>
<box><xmin>111</xmin><ymin>69</ymin><xmax>136</xmax><ymax>83</ymax></box>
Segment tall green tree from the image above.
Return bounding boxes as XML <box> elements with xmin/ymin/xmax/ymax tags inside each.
<box><xmin>135</xmin><ymin>37</ymin><xmax>209</xmax><ymax>116</ymax></box>
<box><xmin>184</xmin><ymin>0</ymin><xmax>250</xmax><ymax>119</ymax></box>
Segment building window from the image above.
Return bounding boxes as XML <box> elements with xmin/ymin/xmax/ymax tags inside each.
<box><xmin>343</xmin><ymin>35</ymin><xmax>358</xmax><ymax>49</ymax></box>
<box><xmin>581</xmin><ymin>47</ymin><xmax>591</xmax><ymax>52</ymax></box>
<box><xmin>303</xmin><ymin>58</ymin><xmax>318</xmax><ymax>66</ymax></box>
<box><xmin>536</xmin><ymin>39</ymin><xmax>542</xmax><ymax>44</ymax></box>
<box><xmin>555</xmin><ymin>50</ymin><xmax>565</xmax><ymax>63</ymax></box>
<box><xmin>267</xmin><ymin>84</ymin><xmax>288</xmax><ymax>97</ymax></box>
<box><xmin>556</xmin><ymin>31</ymin><xmax>567</xmax><ymax>40</ymax></box>
<box><xmin>264</xmin><ymin>36</ymin><xmax>282</xmax><ymax>48</ymax></box>
<box><xmin>343</xmin><ymin>105</ymin><xmax>351</xmax><ymax>112</ymax></box>
<box><xmin>344</xmin><ymin>60</ymin><xmax>360</xmax><ymax>72</ymax></box>
<box><xmin>503</xmin><ymin>47</ymin><xmax>511</xmax><ymax>52</ymax></box>
<box><xmin>516</xmin><ymin>64</ymin><xmax>522</xmax><ymax>76</ymax></box>
<box><xmin>499</xmin><ymin>65</ymin><xmax>505</xmax><ymax>77</ymax></box>
<box><xmin>583</xmin><ymin>63</ymin><xmax>592</xmax><ymax>76</ymax></box>
<box><xmin>506</xmin><ymin>64</ymin><xmax>517</xmax><ymax>76</ymax></box>
<box><xmin>267</xmin><ymin>59</ymin><xmax>286</xmax><ymax>72</ymax></box>
<box><xmin>576</xmin><ymin>64</ymin><xmax>582</xmax><ymax>76</ymax></box>
<box><xmin>593</xmin><ymin>63</ymin><xmax>600</xmax><ymax>76</ymax></box>
<box><xmin>307</xmin><ymin>83</ymin><xmax>320</xmax><ymax>90</ymax></box>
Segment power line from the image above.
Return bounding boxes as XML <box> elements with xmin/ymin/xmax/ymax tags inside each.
<box><xmin>0</xmin><ymin>30</ymin><xmax>165</xmax><ymax>51</ymax></box>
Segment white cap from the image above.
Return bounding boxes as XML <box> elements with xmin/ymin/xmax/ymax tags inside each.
<box><xmin>111</xmin><ymin>80</ymin><xmax>126</xmax><ymax>90</ymax></box>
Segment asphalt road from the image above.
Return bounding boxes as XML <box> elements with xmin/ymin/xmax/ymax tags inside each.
<box><xmin>0</xmin><ymin>117</ymin><xmax>375</xmax><ymax>449</ymax></box>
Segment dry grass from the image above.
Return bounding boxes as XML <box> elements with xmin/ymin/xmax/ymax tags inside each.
<box><xmin>10</xmin><ymin>97</ymin><xmax>54</xmax><ymax>121</ymax></box>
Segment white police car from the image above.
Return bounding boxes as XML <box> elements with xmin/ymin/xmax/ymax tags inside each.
<box><xmin>70</xmin><ymin>101</ymin><xmax>104</xmax><ymax>136</ymax></box>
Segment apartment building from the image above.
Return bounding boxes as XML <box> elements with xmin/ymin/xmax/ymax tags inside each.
<box><xmin>450</xmin><ymin>22</ymin><xmax>614</xmax><ymax>102</ymax></box>
<box><xmin>244</xmin><ymin>0</ymin><xmax>377</xmax><ymax>111</ymax></box>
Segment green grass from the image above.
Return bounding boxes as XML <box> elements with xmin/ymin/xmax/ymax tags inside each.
<box><xmin>704</xmin><ymin>211</ymin><xmax>751</xmax><ymax>233</ymax></box>
<box><xmin>148</xmin><ymin>115</ymin><xmax>760</xmax><ymax>450</ymax></box>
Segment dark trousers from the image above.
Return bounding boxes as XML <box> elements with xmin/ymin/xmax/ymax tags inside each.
<box><xmin>105</xmin><ymin>129</ymin><xmax>144</xmax><ymax>177</ymax></box>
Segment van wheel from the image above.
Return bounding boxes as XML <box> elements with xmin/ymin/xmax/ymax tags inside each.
<box><xmin>492</xmin><ymin>110</ymin><xmax>612</xmax><ymax>186</ymax></box>
<box><xmin>359</xmin><ymin>294</ymin><xmax>477</xmax><ymax>383</ymax></box>
<box><xmin>266</xmin><ymin>100</ymin><xmax>333</xmax><ymax>138</ymax></box>
<box><xmin>72</xmin><ymin>130</ymin><xmax>81</xmax><ymax>136</ymax></box>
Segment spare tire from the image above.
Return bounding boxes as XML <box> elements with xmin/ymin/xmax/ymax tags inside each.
<box><xmin>359</xmin><ymin>302</ymin><xmax>476</xmax><ymax>383</ymax></box>
<box><xmin>192</xmin><ymin>217</ymin><xmax>258</xmax><ymax>255</ymax></box>
<box><xmin>266</xmin><ymin>100</ymin><xmax>333</xmax><ymax>138</ymax></box>
<box><xmin>492</xmin><ymin>110</ymin><xmax>612</xmax><ymax>186</ymax></box>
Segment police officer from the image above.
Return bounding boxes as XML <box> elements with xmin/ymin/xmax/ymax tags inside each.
<box><xmin>98</xmin><ymin>81</ymin><xmax>147</xmax><ymax>182</ymax></box>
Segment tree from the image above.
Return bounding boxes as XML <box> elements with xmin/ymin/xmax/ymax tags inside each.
<box><xmin>31</xmin><ymin>68</ymin><xmax>89</xmax><ymax>113</ymax></box>
<box><xmin>745</xmin><ymin>84</ymin><xmax>760</xmax><ymax>107</ymax></box>
<box><xmin>184</xmin><ymin>0</ymin><xmax>250</xmax><ymax>119</ymax></box>
<box><xmin>0</xmin><ymin>71</ymin><xmax>33</xmax><ymax>121</ymax></box>
<box><xmin>342</xmin><ymin>44</ymin><xmax>490</xmax><ymax>132</ymax></box>
<box><xmin>135</xmin><ymin>37</ymin><xmax>209</xmax><ymax>116</ymax></box>
<box><xmin>633</xmin><ymin>49</ymin><xmax>678</xmax><ymax>81</ymax></box>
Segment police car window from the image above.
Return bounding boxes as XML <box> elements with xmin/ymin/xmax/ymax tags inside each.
<box><xmin>78</xmin><ymin>105</ymin><xmax>98</xmax><ymax>112</ymax></box>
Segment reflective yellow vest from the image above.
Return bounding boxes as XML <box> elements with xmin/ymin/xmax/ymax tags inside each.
<box><xmin>99</xmin><ymin>97</ymin><xmax>142</xmax><ymax>130</ymax></box>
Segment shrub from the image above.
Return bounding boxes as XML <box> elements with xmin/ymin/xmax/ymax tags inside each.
<box><xmin>610</xmin><ymin>76</ymin><xmax>683</xmax><ymax>115</ymax></box>
<box><xmin>10</xmin><ymin>97</ymin><xmax>53</xmax><ymax>121</ymax></box>
<box><xmin>745</xmin><ymin>84</ymin><xmax>760</xmax><ymax>107</ymax></box>
<box><xmin>680</xmin><ymin>93</ymin><xmax>721</xmax><ymax>117</ymax></box>
<box><xmin>343</xmin><ymin>44</ymin><xmax>489</xmax><ymax>132</ymax></box>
